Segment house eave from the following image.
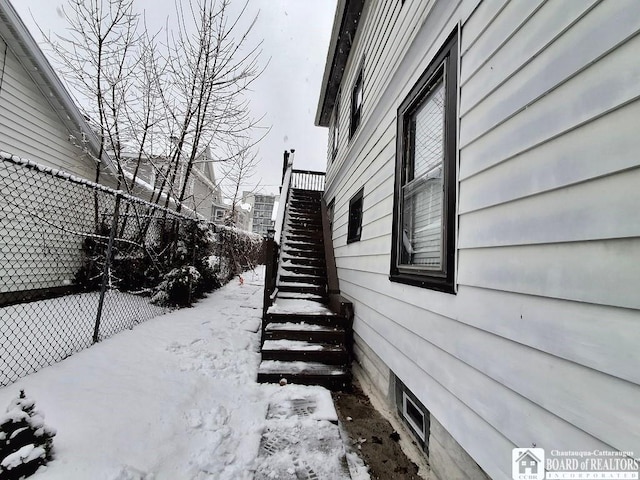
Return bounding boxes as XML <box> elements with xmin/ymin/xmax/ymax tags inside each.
<box><xmin>315</xmin><ymin>0</ymin><xmax>365</xmax><ymax>128</ymax></box>
<box><xmin>0</xmin><ymin>0</ymin><xmax>117</xmax><ymax>176</ymax></box>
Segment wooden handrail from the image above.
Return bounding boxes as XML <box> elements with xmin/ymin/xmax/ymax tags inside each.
<box><xmin>320</xmin><ymin>197</ymin><xmax>354</xmax><ymax>362</ymax></box>
<box><xmin>263</xmin><ymin>150</ymin><xmax>294</xmax><ymax>324</ymax></box>
<box><xmin>291</xmin><ymin>169</ymin><xmax>327</xmax><ymax>176</ymax></box>
<box><xmin>273</xmin><ymin>154</ymin><xmax>294</xmax><ymax>245</ymax></box>
<box><xmin>321</xmin><ymin>198</ymin><xmax>339</xmax><ymax>296</ymax></box>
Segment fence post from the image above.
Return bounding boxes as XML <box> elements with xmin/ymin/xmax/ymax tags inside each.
<box><xmin>188</xmin><ymin>219</ymin><xmax>198</xmax><ymax>306</ymax></box>
<box><xmin>93</xmin><ymin>193</ymin><xmax>121</xmax><ymax>343</ymax></box>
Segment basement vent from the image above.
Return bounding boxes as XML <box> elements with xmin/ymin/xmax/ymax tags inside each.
<box><xmin>403</xmin><ymin>394</ymin><xmax>426</xmax><ymax>441</ymax></box>
<box><xmin>394</xmin><ymin>375</ymin><xmax>429</xmax><ymax>452</ymax></box>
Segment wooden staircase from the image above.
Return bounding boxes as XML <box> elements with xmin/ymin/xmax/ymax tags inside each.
<box><xmin>259</xmin><ymin>156</ymin><xmax>352</xmax><ymax>391</ymax></box>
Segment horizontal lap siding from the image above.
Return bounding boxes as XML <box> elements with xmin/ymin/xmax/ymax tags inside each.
<box><xmin>459</xmin><ymin>168</ymin><xmax>640</xmax><ymax>247</ymax></box>
<box><xmin>348</xmin><ymin>287</ymin><xmax>626</xmax><ymax>453</ymax></box>
<box><xmin>325</xmin><ymin>0</ymin><xmax>640</xmax><ymax>478</ymax></box>
<box><xmin>0</xmin><ymin>41</ymin><xmax>93</xmax><ymax>179</ymax></box>
<box><xmin>459</xmin><ymin>0</ymin><xmax>640</xmax><ymax>472</ymax></box>
<box><xmin>0</xmin><ymin>173</ymin><xmax>95</xmax><ymax>293</ymax></box>
<box><xmin>0</xmin><ymin>41</ymin><xmax>99</xmax><ymax>293</ymax></box>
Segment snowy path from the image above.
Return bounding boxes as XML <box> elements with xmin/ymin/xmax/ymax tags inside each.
<box><xmin>0</xmin><ymin>267</ymin><xmax>367</xmax><ymax>479</ymax></box>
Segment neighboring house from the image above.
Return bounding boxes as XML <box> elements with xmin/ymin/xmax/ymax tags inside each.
<box><xmin>316</xmin><ymin>1</ymin><xmax>640</xmax><ymax>479</ymax></box>
<box><xmin>121</xmin><ymin>147</ymin><xmax>227</xmax><ymax>222</ymax></box>
<box><xmin>242</xmin><ymin>192</ymin><xmax>276</xmax><ymax>236</ymax></box>
<box><xmin>0</xmin><ymin>0</ymin><xmax>116</xmax><ymax>184</ymax></box>
<box><xmin>0</xmin><ymin>0</ymin><xmax>119</xmax><ymax>304</ymax></box>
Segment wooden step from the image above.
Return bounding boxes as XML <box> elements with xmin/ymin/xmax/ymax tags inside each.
<box><xmin>288</xmin><ymin>209</ymin><xmax>322</xmax><ymax>217</ymax></box>
<box><xmin>284</xmin><ymin>232</ymin><xmax>324</xmax><ymax>241</ymax></box>
<box><xmin>288</xmin><ymin>210</ymin><xmax>322</xmax><ymax>218</ymax></box>
<box><xmin>261</xmin><ymin>340</ymin><xmax>348</xmax><ymax>364</ymax></box>
<box><xmin>282</xmin><ymin>249</ymin><xmax>324</xmax><ymax>259</ymax></box>
<box><xmin>281</xmin><ymin>256</ymin><xmax>325</xmax><ymax>268</ymax></box>
<box><xmin>291</xmin><ymin>188</ymin><xmax>322</xmax><ymax>195</ymax></box>
<box><xmin>257</xmin><ymin>360</ymin><xmax>350</xmax><ymax>391</ymax></box>
<box><xmin>264</xmin><ymin>322</ymin><xmax>346</xmax><ymax>344</ymax></box>
<box><xmin>282</xmin><ymin>241</ymin><xmax>323</xmax><ymax>250</ymax></box>
<box><xmin>280</xmin><ymin>264</ymin><xmax>327</xmax><ymax>277</ymax></box>
<box><xmin>289</xmin><ymin>208</ymin><xmax>321</xmax><ymax>214</ymax></box>
<box><xmin>282</xmin><ymin>234</ymin><xmax>323</xmax><ymax>244</ymax></box>
<box><xmin>291</xmin><ymin>193</ymin><xmax>322</xmax><ymax>201</ymax></box>
<box><xmin>283</xmin><ymin>240</ymin><xmax>324</xmax><ymax>249</ymax></box>
<box><xmin>278</xmin><ymin>284</ymin><xmax>326</xmax><ymax>296</ymax></box>
<box><xmin>282</xmin><ymin>251</ymin><xmax>323</xmax><ymax>260</ymax></box>
<box><xmin>275</xmin><ymin>291</ymin><xmax>327</xmax><ymax>302</ymax></box>
<box><xmin>286</xmin><ymin>219</ymin><xmax>323</xmax><ymax>228</ymax></box>
<box><xmin>287</xmin><ymin>217</ymin><xmax>321</xmax><ymax>224</ymax></box>
<box><xmin>284</xmin><ymin>225</ymin><xmax>322</xmax><ymax>238</ymax></box>
<box><xmin>290</xmin><ymin>196</ymin><xmax>321</xmax><ymax>204</ymax></box>
<box><xmin>279</xmin><ymin>274</ymin><xmax>326</xmax><ymax>285</ymax></box>
<box><xmin>266</xmin><ymin>314</ymin><xmax>345</xmax><ymax>329</ymax></box>
<box><xmin>285</xmin><ymin>229</ymin><xmax>324</xmax><ymax>236</ymax></box>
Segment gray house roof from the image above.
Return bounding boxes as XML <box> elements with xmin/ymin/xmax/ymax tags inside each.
<box><xmin>0</xmin><ymin>0</ymin><xmax>116</xmax><ymax>174</ymax></box>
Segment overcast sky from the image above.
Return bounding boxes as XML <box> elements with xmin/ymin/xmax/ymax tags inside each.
<box><xmin>12</xmin><ymin>0</ymin><xmax>337</xmax><ymax>196</ymax></box>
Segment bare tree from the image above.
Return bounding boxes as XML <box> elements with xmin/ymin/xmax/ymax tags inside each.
<box><xmin>43</xmin><ymin>0</ymin><xmax>264</xmax><ymax>214</ymax></box>
<box><xmin>218</xmin><ymin>139</ymin><xmax>260</xmax><ymax>227</ymax></box>
<box><xmin>44</xmin><ymin>0</ymin><xmax>141</xmax><ymax>189</ymax></box>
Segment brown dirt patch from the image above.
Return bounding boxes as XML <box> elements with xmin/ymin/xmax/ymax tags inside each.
<box><xmin>333</xmin><ymin>385</ymin><xmax>423</xmax><ymax>479</ymax></box>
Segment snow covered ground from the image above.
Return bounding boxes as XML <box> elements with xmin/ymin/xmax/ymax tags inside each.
<box><xmin>1</xmin><ymin>291</ymin><xmax>166</xmax><ymax>386</ymax></box>
<box><xmin>0</xmin><ymin>267</ymin><xmax>368</xmax><ymax>479</ymax></box>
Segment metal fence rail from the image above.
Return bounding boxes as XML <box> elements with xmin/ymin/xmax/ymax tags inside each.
<box><xmin>0</xmin><ymin>153</ymin><xmax>261</xmax><ymax>386</ymax></box>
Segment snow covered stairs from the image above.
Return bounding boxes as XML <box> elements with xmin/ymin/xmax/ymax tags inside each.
<box><xmin>259</xmin><ymin>189</ymin><xmax>351</xmax><ymax>391</ymax></box>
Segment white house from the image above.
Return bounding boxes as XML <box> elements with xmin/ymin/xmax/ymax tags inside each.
<box><xmin>316</xmin><ymin>1</ymin><xmax>640</xmax><ymax>478</ymax></box>
<box><xmin>121</xmin><ymin>146</ymin><xmax>228</xmax><ymax>222</ymax></box>
<box><xmin>0</xmin><ymin>0</ymin><xmax>116</xmax><ymax>184</ymax></box>
<box><xmin>0</xmin><ymin>0</ymin><xmax>120</xmax><ymax>304</ymax></box>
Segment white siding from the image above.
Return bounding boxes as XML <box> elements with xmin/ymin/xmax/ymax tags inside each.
<box><xmin>323</xmin><ymin>0</ymin><xmax>640</xmax><ymax>478</ymax></box>
<box><xmin>0</xmin><ymin>38</ymin><xmax>95</xmax><ymax>179</ymax></box>
<box><xmin>0</xmin><ymin>36</ymin><xmax>108</xmax><ymax>295</ymax></box>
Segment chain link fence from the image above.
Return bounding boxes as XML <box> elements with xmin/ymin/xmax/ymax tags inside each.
<box><xmin>0</xmin><ymin>153</ymin><xmax>263</xmax><ymax>387</ymax></box>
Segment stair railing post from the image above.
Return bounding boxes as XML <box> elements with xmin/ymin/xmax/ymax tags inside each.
<box><xmin>281</xmin><ymin>151</ymin><xmax>289</xmax><ymax>188</ymax></box>
<box><xmin>262</xmin><ymin>228</ymin><xmax>277</xmax><ymax>321</ymax></box>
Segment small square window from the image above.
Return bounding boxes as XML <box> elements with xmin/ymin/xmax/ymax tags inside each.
<box><xmin>350</xmin><ymin>66</ymin><xmax>363</xmax><ymax>138</ymax></box>
<box><xmin>347</xmin><ymin>188</ymin><xmax>364</xmax><ymax>244</ymax></box>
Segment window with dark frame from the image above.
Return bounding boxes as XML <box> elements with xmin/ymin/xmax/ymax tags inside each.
<box><xmin>390</xmin><ymin>30</ymin><xmax>458</xmax><ymax>293</ymax></box>
<box><xmin>331</xmin><ymin>92</ymin><xmax>340</xmax><ymax>161</ymax></box>
<box><xmin>350</xmin><ymin>66</ymin><xmax>363</xmax><ymax>138</ymax></box>
<box><xmin>347</xmin><ymin>188</ymin><xmax>364</xmax><ymax>244</ymax></box>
